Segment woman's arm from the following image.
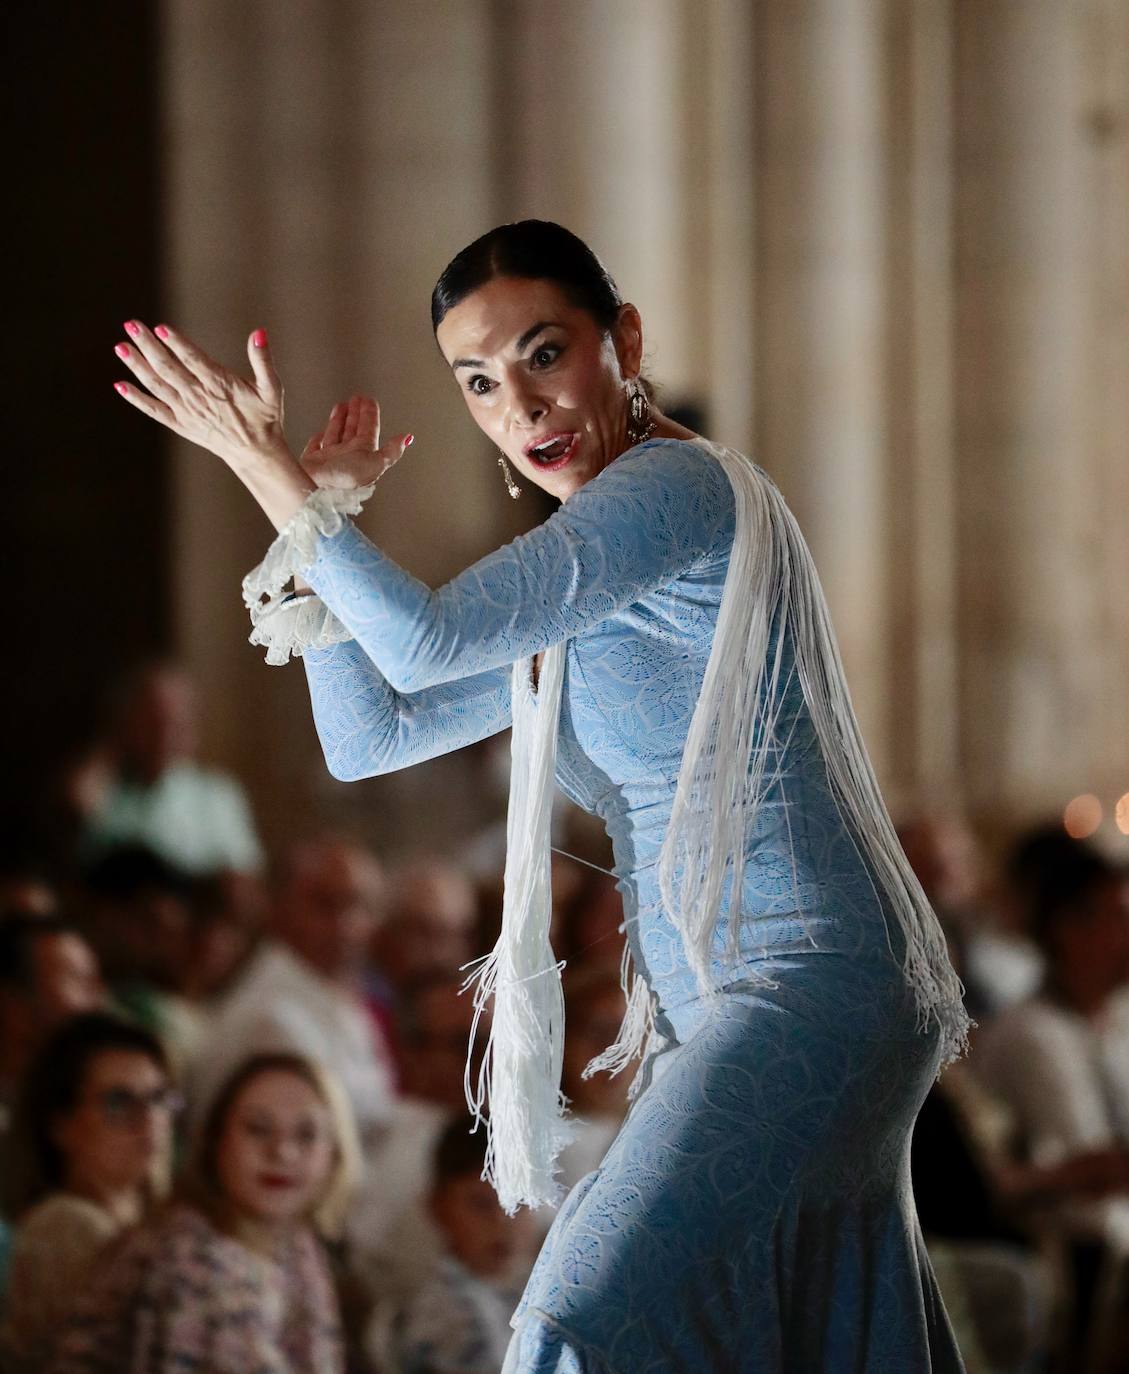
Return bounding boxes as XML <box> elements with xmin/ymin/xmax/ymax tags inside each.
<box><xmin>303</xmin><ymin>638</ymin><xmax>512</xmax><ymax>780</ymax></box>
<box><xmin>296</xmin><ymin>439</ymin><xmax>734</xmax><ymax>693</ymax></box>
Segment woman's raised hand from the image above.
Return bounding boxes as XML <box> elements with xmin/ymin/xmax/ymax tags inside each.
<box><xmin>299</xmin><ymin>394</ymin><xmax>413</xmax><ymax>491</ymax></box>
<box><xmin>112</xmin><ymin>321</ymin><xmax>289</xmax><ymax>471</ymax></box>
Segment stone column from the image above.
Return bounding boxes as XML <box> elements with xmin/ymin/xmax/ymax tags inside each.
<box><xmin>753</xmin><ymin>0</ymin><xmax>892</xmax><ymax>772</ymax></box>
<box><xmin>952</xmin><ymin>0</ymin><xmax>1102</xmax><ymax>822</ymax></box>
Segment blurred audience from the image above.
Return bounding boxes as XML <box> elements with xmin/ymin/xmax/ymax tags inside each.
<box><xmin>67</xmin><ymin>660</ymin><xmax>264</xmax><ymax>878</ymax></box>
<box><xmin>191</xmin><ymin>836</ymin><xmax>394</xmax><ymax>1145</ymax></box>
<box><xmin>46</xmin><ymin>1051</ymin><xmax>358</xmax><ymax>1374</ymax></box>
<box><xmin>374</xmin><ymin>859</ymin><xmax>478</xmax><ymax>1004</ymax></box>
<box><xmin>1</xmin><ymin>1013</ymin><xmax>174</xmax><ymax>1371</ymax></box>
<box><xmin>0</xmin><ymin>917</ymin><xmax>105</xmax><ymax>1140</ymax></box>
<box><xmin>380</xmin><ymin>1121</ymin><xmax>531</xmax><ymax>1374</ymax></box>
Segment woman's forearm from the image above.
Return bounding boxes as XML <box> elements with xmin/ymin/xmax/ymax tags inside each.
<box><xmin>231</xmin><ymin>442</ymin><xmax>316</xmax><ymax>532</ymax></box>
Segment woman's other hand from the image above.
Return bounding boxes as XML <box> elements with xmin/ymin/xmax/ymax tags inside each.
<box><xmin>300</xmin><ymin>394</ymin><xmax>413</xmax><ymax>490</ymax></box>
<box><xmin>112</xmin><ymin>321</ymin><xmax>289</xmax><ymax>472</ymax></box>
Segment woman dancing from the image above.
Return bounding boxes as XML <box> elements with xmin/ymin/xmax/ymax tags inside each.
<box><xmin>112</xmin><ymin>220</ymin><xmax>971</xmax><ymax>1371</ymax></box>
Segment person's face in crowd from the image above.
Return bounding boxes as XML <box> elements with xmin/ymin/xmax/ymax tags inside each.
<box><xmin>377</xmin><ymin>863</ymin><xmax>477</xmax><ymax>987</ymax></box>
<box><xmin>400</xmin><ymin>980</ymin><xmax>478</xmax><ymax>1110</ymax></box>
<box><xmin>430</xmin><ymin>1169</ymin><xmax>523</xmax><ymax>1280</ymax></box>
<box><xmin>436</xmin><ymin>275</ymin><xmax>644</xmax><ymax>502</ymax></box>
<box><xmin>119</xmin><ymin>667</ymin><xmax>198</xmax><ymax>783</ymax></box>
<box><xmin>191</xmin><ymin>872</ymin><xmax>266</xmax><ymax>997</ymax></box>
<box><xmin>898</xmin><ymin>816</ymin><xmax>983</xmax><ymax>914</ymax></box>
<box><xmin>32</xmin><ymin>931</ymin><xmax>105</xmax><ymax>1028</ymax></box>
<box><xmin>216</xmin><ymin>1069</ymin><xmax>336</xmax><ymax>1227</ymax></box>
<box><xmin>278</xmin><ymin>844</ymin><xmax>384</xmax><ymax>983</ymax></box>
<box><xmin>562</xmin><ymin>983</ymin><xmax>630</xmax><ymax>1116</ymax></box>
<box><xmin>54</xmin><ymin>1049</ymin><xmax>175</xmax><ymax>1200</ymax></box>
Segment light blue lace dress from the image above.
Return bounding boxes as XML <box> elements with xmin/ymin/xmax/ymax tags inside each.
<box><xmin>291</xmin><ymin>438</ymin><xmax>966</xmax><ymax>1373</ymax></box>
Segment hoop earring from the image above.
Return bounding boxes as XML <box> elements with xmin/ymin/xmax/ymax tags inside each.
<box><xmin>626</xmin><ymin>378</ymin><xmax>657</xmax><ymax>447</ymax></box>
<box><xmin>497</xmin><ymin>452</ymin><xmax>522</xmax><ymax>499</ymax></box>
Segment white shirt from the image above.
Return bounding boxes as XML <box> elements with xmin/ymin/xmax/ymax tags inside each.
<box><xmin>191</xmin><ymin>941</ymin><xmax>394</xmax><ymax>1136</ymax></box>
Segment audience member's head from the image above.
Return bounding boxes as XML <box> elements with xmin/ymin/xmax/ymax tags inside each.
<box><xmin>273</xmin><ymin>837</ymin><xmax>385</xmax><ymax>986</ymax></box>
<box><xmin>188</xmin><ymin>870</ymin><xmax>267</xmax><ymax>998</ymax></box>
<box><xmin>0</xmin><ymin>862</ymin><xmax>58</xmax><ymax>920</ymax></box>
<box><xmin>8</xmin><ymin>1010</ymin><xmax>173</xmax><ymax>1220</ymax></box>
<box><xmin>562</xmin><ymin>967</ymin><xmax>630</xmax><ymax>1117</ymax></box>
<box><xmin>376</xmin><ymin>858</ymin><xmax>477</xmax><ymax>987</ymax></box>
<box><xmin>999</xmin><ymin>823</ymin><xmax>1090</xmax><ymax>938</ymax></box>
<box><xmin>428</xmin><ymin>1120</ymin><xmax>523</xmax><ymax>1280</ymax></box>
<box><xmin>0</xmin><ymin>917</ymin><xmax>104</xmax><ymax>1081</ymax></box>
<box><xmin>183</xmin><ymin>1051</ymin><xmax>360</xmax><ymax>1243</ymax></box>
<box><xmin>1028</xmin><ymin>846</ymin><xmax>1129</xmax><ymax>1008</ymax></box>
<box><xmin>108</xmin><ymin>660</ymin><xmax>198</xmax><ymax>786</ymax></box>
<box><xmin>397</xmin><ymin>974</ymin><xmax>479</xmax><ymax>1111</ymax></box>
<box><xmin>81</xmin><ymin>845</ymin><xmax>197</xmax><ymax>990</ymax></box>
<box><xmin>897</xmin><ymin>813</ymin><xmax>984</xmax><ymax>917</ymax></box>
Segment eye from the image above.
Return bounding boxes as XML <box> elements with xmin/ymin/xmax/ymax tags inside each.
<box><xmin>467</xmin><ymin>375</ymin><xmax>495</xmax><ymax>397</ymax></box>
<box><xmin>531</xmin><ymin>344</ymin><xmax>560</xmax><ymax>368</ymax></box>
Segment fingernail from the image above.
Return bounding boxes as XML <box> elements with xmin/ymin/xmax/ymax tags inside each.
<box><xmin>252</xmin><ymin>328</ymin><xmax>268</xmax><ymax>348</ymax></box>
<box><xmin>114</xmin><ymin>382</ymin><xmax>129</xmax><ymax>395</ymax></box>
<box><xmin>154</xmin><ymin>325</ymin><xmax>169</xmax><ymax>340</ymax></box>
<box><xmin>114</xmin><ymin>343</ymin><xmax>130</xmax><ymax>360</ymax></box>
<box><xmin>124</xmin><ymin>321</ymin><xmax>141</xmax><ymax>336</ymax></box>
<box><xmin>404</xmin><ymin>434</ymin><xmax>414</xmax><ymax>447</ymax></box>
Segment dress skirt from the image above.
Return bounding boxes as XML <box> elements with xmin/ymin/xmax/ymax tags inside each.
<box><xmin>502</xmin><ymin>922</ymin><xmax>967</xmax><ymax>1374</ymax></box>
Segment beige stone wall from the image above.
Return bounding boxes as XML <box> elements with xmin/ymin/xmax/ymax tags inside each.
<box><xmin>161</xmin><ymin>0</ymin><xmax>1129</xmax><ymax>859</ymax></box>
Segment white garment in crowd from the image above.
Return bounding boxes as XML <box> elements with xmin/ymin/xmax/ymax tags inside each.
<box><xmin>84</xmin><ymin>759</ymin><xmax>264</xmax><ymax>876</ymax></box>
<box><xmin>191</xmin><ymin>940</ymin><xmax>394</xmax><ymax>1137</ymax></box>
<box><xmin>973</xmin><ymin>984</ymin><xmax>1129</xmax><ymax>1249</ymax></box>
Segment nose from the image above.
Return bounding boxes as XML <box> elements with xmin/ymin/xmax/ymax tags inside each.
<box><xmin>505</xmin><ymin>373</ymin><xmax>548</xmax><ymax>429</ymax></box>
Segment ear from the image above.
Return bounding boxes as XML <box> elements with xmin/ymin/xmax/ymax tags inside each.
<box><xmin>612</xmin><ymin>303</ymin><xmax>644</xmax><ymax>380</ymax></box>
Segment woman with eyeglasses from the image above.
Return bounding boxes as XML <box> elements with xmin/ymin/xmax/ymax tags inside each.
<box><xmin>47</xmin><ymin>1051</ymin><xmax>358</xmax><ymax>1374</ymax></box>
<box><xmin>0</xmin><ymin>1012</ymin><xmax>175</xmax><ymax>1372</ymax></box>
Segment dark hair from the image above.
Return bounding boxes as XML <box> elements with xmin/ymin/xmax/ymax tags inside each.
<box><xmin>1027</xmin><ymin>845</ymin><xmax>1117</xmax><ymax>955</ymax></box>
<box><xmin>431</xmin><ymin>1116</ymin><xmax>488</xmax><ymax>1188</ymax></box>
<box><xmin>82</xmin><ymin>845</ymin><xmax>196</xmax><ymax>904</ymax></box>
<box><xmin>431</xmin><ymin>220</ymin><xmax>624</xmax><ymax>336</ymax></box>
<box><xmin>0</xmin><ymin>916</ymin><xmax>84</xmax><ymax>993</ymax></box>
<box><xmin>9</xmin><ymin>1010</ymin><xmax>168</xmax><ymax>1213</ymax></box>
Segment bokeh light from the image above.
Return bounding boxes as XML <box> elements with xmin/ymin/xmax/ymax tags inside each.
<box><xmin>1063</xmin><ymin>794</ymin><xmax>1102</xmax><ymax>839</ymax></box>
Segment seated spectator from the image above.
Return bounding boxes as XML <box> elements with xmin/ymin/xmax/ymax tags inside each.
<box><xmin>1</xmin><ymin>1013</ymin><xmax>175</xmax><ymax>1372</ymax></box>
<box><xmin>346</xmin><ymin>975</ymin><xmax>480</xmax><ymax>1301</ymax></box>
<box><xmin>381</xmin><ymin>1121</ymin><xmax>531</xmax><ymax>1374</ymax></box>
<box><xmin>81</xmin><ymin>846</ymin><xmax>203</xmax><ymax>1075</ymax></box>
<box><xmin>192</xmin><ymin>836</ymin><xmax>394</xmax><ymax>1145</ymax></box>
<box><xmin>375</xmin><ymin>859</ymin><xmax>478</xmax><ymax>1004</ymax></box>
<box><xmin>0</xmin><ymin>917</ymin><xmax>105</xmax><ymax>1145</ymax></box>
<box><xmin>183</xmin><ymin>870</ymin><xmax>267</xmax><ymax>1002</ymax></box>
<box><xmin>48</xmin><ymin>1051</ymin><xmax>358</xmax><ymax>1374</ymax></box>
<box><xmin>69</xmin><ymin>660</ymin><xmax>264</xmax><ymax>878</ymax></box>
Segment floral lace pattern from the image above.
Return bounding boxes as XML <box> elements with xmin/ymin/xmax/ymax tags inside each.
<box><xmin>279</xmin><ymin>439</ymin><xmax>965</xmax><ymax>1370</ymax></box>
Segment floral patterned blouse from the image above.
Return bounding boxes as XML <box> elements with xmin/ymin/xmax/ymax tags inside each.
<box><xmin>46</xmin><ymin>1203</ymin><xmax>344</xmax><ymax>1374</ymax></box>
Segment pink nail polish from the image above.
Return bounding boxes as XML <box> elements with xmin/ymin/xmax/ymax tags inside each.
<box><xmin>154</xmin><ymin>325</ymin><xmax>169</xmax><ymax>340</ymax></box>
<box><xmin>124</xmin><ymin>321</ymin><xmax>141</xmax><ymax>336</ymax></box>
<box><xmin>114</xmin><ymin>343</ymin><xmax>130</xmax><ymax>360</ymax></box>
<box><xmin>114</xmin><ymin>382</ymin><xmax>129</xmax><ymax>395</ymax></box>
<box><xmin>404</xmin><ymin>434</ymin><xmax>414</xmax><ymax>447</ymax></box>
<box><xmin>252</xmin><ymin>328</ymin><xmax>267</xmax><ymax>348</ymax></box>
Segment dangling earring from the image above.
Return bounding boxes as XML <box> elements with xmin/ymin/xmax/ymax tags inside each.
<box><xmin>626</xmin><ymin>378</ymin><xmax>657</xmax><ymax>447</ymax></box>
<box><xmin>497</xmin><ymin>451</ymin><xmax>522</xmax><ymax>498</ymax></box>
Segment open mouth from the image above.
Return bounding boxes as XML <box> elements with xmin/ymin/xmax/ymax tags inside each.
<box><xmin>524</xmin><ymin>432</ymin><xmax>580</xmax><ymax>469</ymax></box>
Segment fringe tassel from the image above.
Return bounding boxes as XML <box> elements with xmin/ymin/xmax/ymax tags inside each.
<box><xmin>461</xmin><ymin>644</ymin><xmax>574</xmax><ymax>1214</ymax></box>
<box><xmin>660</xmin><ymin>441</ymin><xmax>973</xmax><ymax>1069</ymax></box>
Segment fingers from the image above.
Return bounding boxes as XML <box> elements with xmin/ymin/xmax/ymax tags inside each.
<box><xmin>325</xmin><ymin>395</ymin><xmax>379</xmax><ymax>449</ymax></box>
<box><xmin>116</xmin><ymin>320</ymin><xmax>199</xmax><ymax>405</ymax></box>
<box><xmin>300</xmin><ymin>432</ymin><xmax>324</xmax><ymax>463</ymax></box>
<box><xmin>112</xmin><ymin>379</ymin><xmax>186</xmax><ymax>436</ymax></box>
<box><xmin>247</xmin><ymin>328</ymin><xmax>282</xmax><ymax>403</ymax></box>
<box><xmin>147</xmin><ymin>321</ymin><xmax>224</xmax><ymax>384</ymax></box>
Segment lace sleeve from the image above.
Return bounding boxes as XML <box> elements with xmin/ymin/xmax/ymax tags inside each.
<box><xmin>287</xmin><ymin>438</ymin><xmax>735</xmax><ymax>693</ymax></box>
<box><xmin>302</xmin><ymin>640</ymin><xmax>512</xmax><ymax>781</ymax></box>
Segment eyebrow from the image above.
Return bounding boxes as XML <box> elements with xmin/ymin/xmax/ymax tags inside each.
<box><xmin>452</xmin><ymin>319</ymin><xmax>561</xmax><ymax>371</ymax></box>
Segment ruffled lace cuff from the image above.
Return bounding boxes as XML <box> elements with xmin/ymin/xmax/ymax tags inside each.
<box><xmin>242</xmin><ymin>483</ymin><xmax>376</xmax><ymax>666</ymax></box>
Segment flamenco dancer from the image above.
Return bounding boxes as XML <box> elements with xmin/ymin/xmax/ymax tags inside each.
<box><xmin>113</xmin><ymin>220</ymin><xmax>971</xmax><ymax>1371</ymax></box>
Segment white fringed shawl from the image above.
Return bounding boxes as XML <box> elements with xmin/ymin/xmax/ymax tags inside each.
<box><xmin>464</xmin><ymin>438</ymin><xmax>972</xmax><ymax>1215</ymax></box>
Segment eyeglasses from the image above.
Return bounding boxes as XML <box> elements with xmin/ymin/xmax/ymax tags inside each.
<box><xmin>92</xmin><ymin>1086</ymin><xmax>184</xmax><ymax>1125</ymax></box>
